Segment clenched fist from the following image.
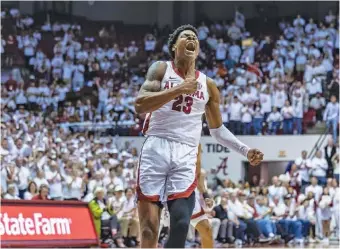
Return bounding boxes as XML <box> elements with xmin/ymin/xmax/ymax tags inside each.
<box><xmin>247</xmin><ymin>149</ymin><xmax>264</xmax><ymax>166</ymax></box>
<box><xmin>179</xmin><ymin>77</ymin><xmax>198</xmax><ymax>94</ymax></box>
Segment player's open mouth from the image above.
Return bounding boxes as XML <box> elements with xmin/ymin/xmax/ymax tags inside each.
<box><xmin>185</xmin><ymin>42</ymin><xmax>196</xmax><ymax>52</ymax></box>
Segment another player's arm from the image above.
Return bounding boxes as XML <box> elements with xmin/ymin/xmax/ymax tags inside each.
<box><xmin>196</xmin><ymin>144</ymin><xmax>206</xmax><ymax>194</ymax></box>
<box><xmin>205</xmin><ymin>77</ymin><xmax>264</xmax><ymax>166</ymax></box>
<box><xmin>134</xmin><ymin>61</ymin><xmax>197</xmax><ymax>114</ymax></box>
<box><xmin>196</xmin><ymin>144</ymin><xmax>214</xmax><ymax>208</ymax></box>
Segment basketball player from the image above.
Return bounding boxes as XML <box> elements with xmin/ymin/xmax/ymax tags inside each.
<box><xmin>190</xmin><ymin>144</ymin><xmax>214</xmax><ymax>248</ymax></box>
<box><xmin>135</xmin><ymin>24</ymin><xmax>264</xmax><ymax>248</ymax></box>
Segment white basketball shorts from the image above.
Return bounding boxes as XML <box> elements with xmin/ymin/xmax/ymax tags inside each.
<box><xmin>190</xmin><ymin>189</ymin><xmax>208</xmax><ymax>228</ymax></box>
<box><xmin>137</xmin><ymin>136</ymin><xmax>198</xmax><ymax>203</ymax></box>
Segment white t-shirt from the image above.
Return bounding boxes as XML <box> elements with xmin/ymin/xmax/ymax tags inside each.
<box><xmin>272</xmin><ymin>90</ymin><xmax>287</xmax><ymax>108</ymax></box>
<box><xmin>267</xmin><ymin>112</ymin><xmax>282</xmax><ymax>122</ymax></box>
<box><xmin>45</xmin><ymin>171</ymin><xmax>63</xmax><ymax>198</ymax></box>
<box><xmin>305</xmin><ymin>185</ymin><xmax>323</xmax><ymax>201</ymax></box>
<box><xmin>144</xmin><ymin>40</ymin><xmax>156</xmax><ymax>51</ymax></box>
<box><xmin>216</xmin><ymin>43</ymin><xmax>228</xmax><ymax>60</ymax></box>
<box><xmin>260</xmin><ymin>93</ymin><xmax>272</xmax><ymax>113</ymax></box>
<box><xmin>310</xmin><ymin>157</ymin><xmax>328</xmax><ymax>177</ymax></box>
<box><xmin>229</xmin><ymin>102</ymin><xmax>243</xmax><ymax>121</ymax></box>
<box><xmin>197</xmin><ymin>26</ymin><xmax>209</xmax><ymax>40</ymax></box>
<box><xmin>64</xmin><ymin>176</ymin><xmax>83</xmax><ymax>200</ymax></box>
<box><xmin>281</xmin><ymin>106</ymin><xmax>294</xmax><ymax>119</ymax></box>
<box><xmin>33</xmin><ymin>177</ymin><xmax>49</xmax><ymax>189</ymax></box>
<box><xmin>268</xmin><ymin>185</ymin><xmax>287</xmax><ymax>201</ymax></box>
<box><xmin>241</xmin><ymin>106</ymin><xmax>254</xmax><ymax>123</ymax></box>
<box><xmin>24</xmin><ymin>191</ymin><xmax>35</xmax><ymax>200</ymax></box>
<box><xmin>63</xmin><ymin>63</ymin><xmax>74</xmax><ymax>80</ymax></box>
<box><xmin>16</xmin><ymin>167</ymin><xmax>31</xmax><ymax>190</ymax></box>
<box><xmin>295</xmin><ymin>157</ymin><xmax>312</xmax><ymax>182</ymax></box>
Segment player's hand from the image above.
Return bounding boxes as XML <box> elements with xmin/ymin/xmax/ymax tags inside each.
<box><xmin>205</xmin><ymin>198</ymin><xmax>214</xmax><ymax>208</ymax></box>
<box><xmin>247</xmin><ymin>149</ymin><xmax>264</xmax><ymax>166</ymax></box>
<box><xmin>179</xmin><ymin>77</ymin><xmax>198</xmax><ymax>94</ymax></box>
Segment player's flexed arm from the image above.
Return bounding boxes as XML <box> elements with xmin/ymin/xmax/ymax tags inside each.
<box><xmin>134</xmin><ymin>61</ymin><xmax>198</xmax><ymax>114</ymax></box>
<box><xmin>205</xmin><ymin>77</ymin><xmax>264</xmax><ymax>166</ymax></box>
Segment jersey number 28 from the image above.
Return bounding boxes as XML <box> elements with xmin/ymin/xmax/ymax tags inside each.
<box><xmin>172</xmin><ymin>95</ymin><xmax>193</xmax><ymax>114</ymax></box>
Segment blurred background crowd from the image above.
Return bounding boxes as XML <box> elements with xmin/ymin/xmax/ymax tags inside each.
<box><xmin>0</xmin><ymin>1</ymin><xmax>339</xmax><ymax>248</ymax></box>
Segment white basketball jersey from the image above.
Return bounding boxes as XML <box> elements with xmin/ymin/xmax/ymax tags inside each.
<box><xmin>142</xmin><ymin>61</ymin><xmax>209</xmax><ymax>147</ymax></box>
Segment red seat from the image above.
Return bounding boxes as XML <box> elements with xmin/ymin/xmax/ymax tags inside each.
<box><xmin>303</xmin><ymin>109</ymin><xmax>316</xmax><ymax>129</ymax></box>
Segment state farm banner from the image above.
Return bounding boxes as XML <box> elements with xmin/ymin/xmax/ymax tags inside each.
<box><xmin>1</xmin><ymin>200</ymin><xmax>99</xmax><ymax>248</ymax></box>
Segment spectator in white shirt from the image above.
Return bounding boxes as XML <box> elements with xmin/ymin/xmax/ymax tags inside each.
<box><xmin>220</xmin><ymin>103</ymin><xmax>229</xmax><ymax>128</ymax></box>
<box><xmin>216</xmin><ymin>39</ymin><xmax>228</xmax><ymax>61</ymax></box>
<box><xmin>325</xmin><ymin>10</ymin><xmax>336</xmax><ymax>25</ymax></box>
<box><xmin>293</xmin><ymin>14</ymin><xmax>305</xmax><ymax>27</ymax></box>
<box><xmin>118</xmin><ymin>188</ymin><xmax>139</xmax><ymax>242</ymax></box>
<box><xmin>292</xmin><ymin>92</ymin><xmax>304</xmax><ymax>135</ymax></box>
<box><xmin>228</xmin><ymin>41</ymin><xmax>241</xmax><ymax>63</ymax></box>
<box><xmin>64</xmin><ymin>167</ymin><xmax>84</xmax><ymax>200</ymax></box>
<box><xmin>295</xmin><ymin>150</ymin><xmax>312</xmax><ymax>191</ymax></box>
<box><xmin>15</xmin><ymin>158</ymin><xmax>31</xmax><ymax>199</ymax></box>
<box><xmin>309</xmin><ymin>93</ymin><xmax>326</xmax><ymax>122</ymax></box>
<box><xmin>197</xmin><ymin>22</ymin><xmax>210</xmax><ymax>41</ymax></box>
<box><xmin>305</xmin><ymin>18</ymin><xmax>317</xmax><ymax>34</ymax></box>
<box><xmin>127</xmin><ymin>41</ymin><xmax>138</xmax><ymax>56</ymax></box>
<box><xmin>266</xmin><ymin>107</ymin><xmax>282</xmax><ymax>135</ymax></box>
<box><xmin>33</xmin><ymin>169</ymin><xmax>49</xmax><ymax>190</ymax></box>
<box><xmin>214</xmin><ymin>74</ymin><xmax>224</xmax><ymax>88</ymax></box>
<box><xmin>305</xmin><ymin>176</ymin><xmax>323</xmax><ymax>201</ymax></box>
<box><xmin>228</xmin><ymin>22</ymin><xmax>241</xmax><ymax>41</ymax></box>
<box><xmin>88</xmin><ymin>171</ymin><xmax>104</xmax><ymax>194</ymax></box>
<box><xmin>253</xmin><ymin>101</ymin><xmax>264</xmax><ymax>135</ymax></box>
<box><xmin>259</xmin><ymin>88</ymin><xmax>272</xmax><ymax>119</ymax></box>
<box><xmin>62</xmin><ymin>57</ymin><xmax>74</xmax><ymax>83</ymax></box>
<box><xmin>281</xmin><ymin>100</ymin><xmax>294</xmax><ymax>134</ymax></box>
<box><xmin>241</xmin><ymin>104</ymin><xmax>254</xmax><ymax>135</ymax></box>
<box><xmin>46</xmin><ymin>161</ymin><xmax>64</xmax><ymax>200</ymax></box>
<box><xmin>144</xmin><ymin>34</ymin><xmax>156</xmax><ymax>53</ymax></box>
<box><xmin>3</xmin><ymin>184</ymin><xmax>20</xmax><ymax>200</ymax></box>
<box><xmin>72</xmin><ymin>60</ymin><xmax>85</xmax><ymax>91</ymax></box>
<box><xmin>323</xmin><ymin>95</ymin><xmax>339</xmax><ymax>143</ymax></box>
<box><xmin>207</xmin><ymin>35</ymin><xmax>218</xmax><ymax>50</ymax></box>
<box><xmin>272</xmin><ymin>87</ymin><xmax>287</xmax><ymax>111</ymax></box>
<box><xmin>229</xmin><ymin>96</ymin><xmax>243</xmax><ymax>135</ymax></box>
<box><xmin>268</xmin><ymin>176</ymin><xmax>288</xmax><ymax>202</ymax></box>
<box><xmin>310</xmin><ymin>150</ymin><xmax>328</xmax><ymax>186</ymax></box>
<box><xmin>103</xmin><ymin>167</ymin><xmax>124</xmax><ymax>190</ymax></box>
<box><xmin>23</xmin><ymin>181</ymin><xmax>38</xmax><ymax>200</ymax></box>
<box><xmin>96</xmin><ymin>80</ymin><xmax>109</xmax><ymax>116</ymax></box>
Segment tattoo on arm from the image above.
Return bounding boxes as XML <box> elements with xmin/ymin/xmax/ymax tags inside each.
<box><xmin>140</xmin><ymin>61</ymin><xmax>165</xmax><ymax>93</ymax></box>
<box><xmin>141</xmin><ymin>80</ymin><xmax>161</xmax><ymax>93</ymax></box>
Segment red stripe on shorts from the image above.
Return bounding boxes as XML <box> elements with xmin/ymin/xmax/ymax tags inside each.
<box><xmin>167</xmin><ymin>174</ymin><xmax>197</xmax><ymax>200</ymax></box>
<box><xmin>191</xmin><ymin>206</ymin><xmax>205</xmax><ymax>220</ymax></box>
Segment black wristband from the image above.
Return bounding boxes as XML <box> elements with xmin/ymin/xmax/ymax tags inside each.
<box><xmin>202</xmin><ymin>192</ymin><xmax>210</xmax><ymax>199</ymax></box>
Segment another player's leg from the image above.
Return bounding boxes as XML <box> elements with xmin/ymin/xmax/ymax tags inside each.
<box><xmin>164</xmin><ymin>192</ymin><xmax>195</xmax><ymax>248</ymax></box>
<box><xmin>138</xmin><ymin>200</ymin><xmax>162</xmax><ymax>248</ymax></box>
<box><xmin>195</xmin><ymin>219</ymin><xmax>214</xmax><ymax>248</ymax></box>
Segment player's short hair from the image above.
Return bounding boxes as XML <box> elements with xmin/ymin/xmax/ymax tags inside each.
<box><xmin>167</xmin><ymin>24</ymin><xmax>198</xmax><ymax>59</ymax></box>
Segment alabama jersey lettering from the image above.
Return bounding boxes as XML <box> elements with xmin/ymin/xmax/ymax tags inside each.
<box><xmin>142</xmin><ymin>61</ymin><xmax>209</xmax><ymax>147</ymax></box>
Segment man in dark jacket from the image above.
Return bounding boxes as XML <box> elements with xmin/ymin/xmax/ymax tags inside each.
<box><xmin>213</xmin><ymin>196</ymin><xmax>235</xmax><ymax>244</ymax></box>
<box><xmin>324</xmin><ymin>138</ymin><xmax>337</xmax><ymax>177</ymax></box>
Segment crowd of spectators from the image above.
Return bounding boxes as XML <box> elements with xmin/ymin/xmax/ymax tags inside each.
<box><xmin>1</xmin><ymin>8</ymin><xmax>339</xmax><ymax>139</ymax></box>
<box><xmin>0</xmin><ymin>6</ymin><xmax>339</xmax><ymax>248</ymax></box>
